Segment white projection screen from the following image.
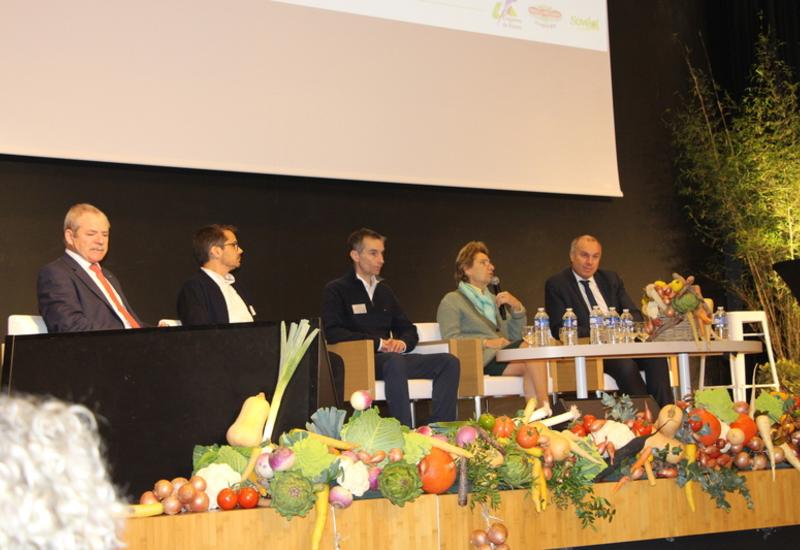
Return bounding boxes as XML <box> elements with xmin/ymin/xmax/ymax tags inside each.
<box><xmin>0</xmin><ymin>1</ymin><xmax>621</xmax><ymax>197</ymax></box>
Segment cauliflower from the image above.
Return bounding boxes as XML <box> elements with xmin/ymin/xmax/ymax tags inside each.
<box><xmin>589</xmin><ymin>420</ymin><xmax>635</xmax><ymax>450</ymax></box>
<box><xmin>336</xmin><ymin>456</ymin><xmax>370</xmax><ymax>497</ymax></box>
<box><xmin>195</xmin><ymin>463</ymin><xmax>241</xmax><ymax>509</ymax></box>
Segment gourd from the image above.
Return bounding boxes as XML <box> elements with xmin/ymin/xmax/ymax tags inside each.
<box><xmin>646</xmin><ymin>404</ymin><xmax>685</xmax><ymax>464</ymax></box>
<box><xmin>226</xmin><ymin>392</ymin><xmax>271</xmax><ymax>447</ymax></box>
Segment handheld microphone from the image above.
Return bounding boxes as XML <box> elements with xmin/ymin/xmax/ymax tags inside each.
<box><xmin>489</xmin><ymin>276</ymin><xmax>508</xmax><ymax>320</ymax></box>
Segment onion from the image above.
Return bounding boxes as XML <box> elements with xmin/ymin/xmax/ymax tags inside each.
<box><xmin>751</xmin><ymin>454</ymin><xmax>768</xmax><ymax>470</ymax></box>
<box><xmin>456</xmin><ymin>426</ymin><xmax>478</xmax><ymax>447</ymax></box>
<box><xmin>659</xmin><ymin>467</ymin><xmax>678</xmax><ymax>478</ymax></box>
<box><xmin>255</xmin><ymin>451</ymin><xmax>275</xmax><ymax>479</ymax></box>
<box><xmin>704</xmin><ymin>445</ymin><xmax>721</xmax><ymax>459</ymax></box>
<box><xmin>734</xmin><ymin>451</ymin><xmax>752</xmax><ymax>469</ymax></box>
<box><xmin>139</xmin><ymin>491</ymin><xmax>159</xmax><ymax>505</ymax></box>
<box><xmin>487</xmin><ymin>523</ymin><xmax>508</xmax><ymax>545</ymax></box>
<box><xmin>728</xmin><ymin>443</ymin><xmax>744</xmax><ymax>454</ymax></box>
<box><xmin>495</xmin><ymin>544</ymin><xmax>510</xmax><ymax>550</ymax></box>
<box><xmin>154</xmin><ymin>479</ymin><xmax>174</xmax><ymax>500</ymax></box>
<box><xmin>162</xmin><ymin>495</ymin><xmax>182</xmax><ymax>515</ymax></box>
<box><xmin>542</xmin><ymin>448</ymin><xmax>554</xmax><ymax>468</ymax></box>
<box><xmin>717</xmin><ymin>454</ymin><xmax>732</xmax><ymax>468</ymax></box>
<box><xmin>543</xmin><ymin>466</ymin><xmax>553</xmax><ymax>481</ymax></box>
<box><xmin>329</xmin><ymin>486</ymin><xmax>353</xmax><ymax>509</ymax></box>
<box><xmin>469</xmin><ymin>530</ymin><xmax>488</xmax><ymax>547</ymax></box>
<box><xmin>733</xmin><ymin>401</ymin><xmax>750</xmax><ymax>414</ymax></box>
<box><xmin>190</xmin><ymin>491</ymin><xmax>209</xmax><ymax>513</ymax></box>
<box><xmin>389</xmin><ymin>448</ymin><xmax>404</xmax><ymax>462</ymax></box>
<box><xmin>350</xmin><ymin>390</ymin><xmax>373</xmax><ymax>411</ymax></box>
<box><xmin>416</xmin><ymin>425</ymin><xmax>433</xmax><ymax>437</ymax></box>
<box><xmin>171</xmin><ymin>477</ymin><xmax>189</xmax><ymax>492</ymax></box>
<box><xmin>747</xmin><ymin>436</ymin><xmax>765</xmax><ymax>452</ymax></box>
<box><xmin>177</xmin><ymin>483</ymin><xmax>196</xmax><ymax>504</ymax></box>
<box><xmin>772</xmin><ymin>446</ymin><xmax>786</xmax><ymax>464</ymax></box>
<box><xmin>269</xmin><ymin>447</ymin><xmax>296</xmax><ymax>472</ymax></box>
<box><xmin>791</xmin><ymin>431</ymin><xmax>800</xmax><ymax>448</ymax></box>
<box><xmin>190</xmin><ymin>476</ymin><xmax>207</xmax><ymax>493</ymax></box>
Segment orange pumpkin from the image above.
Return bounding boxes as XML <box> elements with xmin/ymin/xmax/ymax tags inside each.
<box><xmin>689</xmin><ymin>408</ymin><xmax>721</xmax><ymax>447</ymax></box>
<box><xmin>418</xmin><ymin>447</ymin><xmax>457</xmax><ymax>494</ymax></box>
<box><xmin>730</xmin><ymin>413</ymin><xmax>757</xmax><ymax>445</ymax></box>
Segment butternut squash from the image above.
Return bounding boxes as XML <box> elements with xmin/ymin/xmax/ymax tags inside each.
<box><xmin>226</xmin><ymin>392</ymin><xmax>271</xmax><ymax>447</ymax></box>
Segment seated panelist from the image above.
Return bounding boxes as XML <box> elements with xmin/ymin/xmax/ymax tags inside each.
<box><xmin>177</xmin><ymin>224</ymin><xmax>256</xmax><ymax>326</ymax></box>
<box><xmin>37</xmin><ymin>203</ymin><xmax>142</xmax><ymax>333</ymax></box>
<box><xmin>437</xmin><ymin>241</ymin><xmax>549</xmax><ymax>407</ymax></box>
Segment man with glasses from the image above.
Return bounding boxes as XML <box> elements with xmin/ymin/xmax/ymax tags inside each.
<box><xmin>38</xmin><ymin>203</ymin><xmax>143</xmax><ymax>332</ymax></box>
<box><xmin>177</xmin><ymin>224</ymin><xmax>256</xmax><ymax>325</ymax></box>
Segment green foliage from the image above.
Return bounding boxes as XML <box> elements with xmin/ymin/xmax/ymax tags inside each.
<box><xmin>694</xmin><ymin>388</ymin><xmax>739</xmax><ymax>423</ymax></box>
<box><xmin>677</xmin><ymin>460</ymin><xmax>753</xmax><ymax>511</ymax></box>
<box><xmin>465</xmin><ymin>444</ymin><xmax>501</xmax><ymax>510</ymax></box>
<box><xmin>341</xmin><ymin>407</ymin><xmax>405</xmax><ymax>454</ymax></box>
<box><xmin>599</xmin><ymin>392</ymin><xmax>637</xmax><ymax>422</ymax></box>
<box><xmin>305</xmin><ymin>407</ymin><xmax>347</xmax><ymax>439</ymax></box>
<box><xmin>669</xmin><ymin>32</ymin><xmax>800</xmax><ymax>363</ymax></box>
<box><xmin>757</xmin><ymin>359</ymin><xmax>800</xmax><ymax>396</ymax></box>
<box><xmin>191</xmin><ymin>444</ymin><xmax>250</xmax><ymax>474</ymax></box>
<box><xmin>755</xmin><ymin>390</ymin><xmax>786</xmax><ymax>422</ymax></box>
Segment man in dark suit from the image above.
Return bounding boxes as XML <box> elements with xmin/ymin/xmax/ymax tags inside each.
<box><xmin>322</xmin><ymin>228</ymin><xmax>460</xmax><ymax>426</ymax></box>
<box><xmin>544</xmin><ymin>235</ymin><xmax>673</xmax><ymax>406</ymax></box>
<box><xmin>177</xmin><ymin>224</ymin><xmax>256</xmax><ymax>326</ymax></box>
<box><xmin>37</xmin><ymin>203</ymin><xmax>142</xmax><ymax>333</ymax></box>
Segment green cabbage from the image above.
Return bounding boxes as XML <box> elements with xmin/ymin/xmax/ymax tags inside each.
<box><xmin>377</xmin><ymin>461</ymin><xmax>423</xmax><ymax>507</ymax></box>
<box><xmin>341</xmin><ymin>408</ymin><xmax>405</xmax><ymax>454</ymax></box>
<box><xmin>270</xmin><ymin>471</ymin><xmax>316</xmax><ymax>519</ymax></box>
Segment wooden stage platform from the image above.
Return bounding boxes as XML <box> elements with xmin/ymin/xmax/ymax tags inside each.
<box><xmin>124</xmin><ymin>470</ymin><xmax>800</xmax><ymax>549</ymax></box>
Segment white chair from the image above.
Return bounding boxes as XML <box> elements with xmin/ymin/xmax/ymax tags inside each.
<box><xmin>158</xmin><ymin>319</ymin><xmax>183</xmax><ymax>327</ymax></box>
<box><xmin>7</xmin><ymin>315</ymin><xmax>48</xmax><ymax>335</ymax></box>
<box><xmin>699</xmin><ymin>310</ymin><xmax>779</xmax><ymax>402</ymax></box>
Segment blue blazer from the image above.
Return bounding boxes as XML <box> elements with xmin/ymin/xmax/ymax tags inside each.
<box><xmin>37</xmin><ymin>253</ymin><xmax>142</xmax><ymax>333</ymax></box>
<box><xmin>176</xmin><ymin>269</ymin><xmax>255</xmax><ymax>326</ymax></box>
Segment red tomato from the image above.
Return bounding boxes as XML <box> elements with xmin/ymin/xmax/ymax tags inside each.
<box><xmin>632</xmin><ymin>419</ymin><xmax>653</xmax><ymax>436</ymax></box>
<box><xmin>516</xmin><ymin>424</ymin><xmax>540</xmax><ymax>448</ymax></box>
<box><xmin>689</xmin><ymin>409</ymin><xmax>721</xmax><ymax>447</ymax></box>
<box><xmin>491</xmin><ymin>416</ymin><xmax>515</xmax><ymax>439</ymax></box>
<box><xmin>582</xmin><ymin>414</ymin><xmax>597</xmax><ymax>431</ymax></box>
<box><xmin>569</xmin><ymin>423</ymin><xmax>588</xmax><ymax>437</ymax></box>
<box><xmin>238</xmin><ymin>487</ymin><xmax>259</xmax><ymax>509</ymax></box>
<box><xmin>418</xmin><ymin>447</ymin><xmax>457</xmax><ymax>494</ymax></box>
<box><xmin>217</xmin><ymin>488</ymin><xmax>238</xmax><ymax>511</ymax></box>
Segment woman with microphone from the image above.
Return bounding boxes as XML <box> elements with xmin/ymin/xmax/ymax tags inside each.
<box><xmin>436</xmin><ymin>241</ymin><xmax>549</xmax><ymax>408</ymax></box>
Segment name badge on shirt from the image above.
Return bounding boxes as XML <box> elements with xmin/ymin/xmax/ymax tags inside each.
<box><xmin>352</xmin><ymin>304</ymin><xmax>367</xmax><ymax>314</ymax></box>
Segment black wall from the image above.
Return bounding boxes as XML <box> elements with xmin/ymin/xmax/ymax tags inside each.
<box><xmin>0</xmin><ymin>2</ymin><xmax>733</xmax><ymax>333</ymax></box>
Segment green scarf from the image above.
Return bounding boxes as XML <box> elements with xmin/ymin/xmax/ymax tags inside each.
<box><xmin>458</xmin><ymin>281</ymin><xmax>497</xmax><ymax>325</ymax></box>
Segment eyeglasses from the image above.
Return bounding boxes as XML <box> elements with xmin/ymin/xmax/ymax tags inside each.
<box><xmin>222</xmin><ymin>241</ymin><xmax>241</xmax><ymax>250</ymax></box>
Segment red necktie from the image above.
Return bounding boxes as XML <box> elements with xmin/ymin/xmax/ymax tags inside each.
<box><xmin>89</xmin><ymin>263</ymin><xmax>140</xmax><ymax>329</ymax></box>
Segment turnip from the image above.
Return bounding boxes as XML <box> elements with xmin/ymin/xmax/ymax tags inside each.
<box><xmin>456</xmin><ymin>425</ymin><xmax>478</xmax><ymax>447</ymax></box>
<box><xmin>269</xmin><ymin>447</ymin><xmax>296</xmax><ymax>472</ymax></box>
<box><xmin>255</xmin><ymin>450</ymin><xmax>275</xmax><ymax>479</ymax></box>
<box><xmin>350</xmin><ymin>390</ymin><xmax>373</xmax><ymax>411</ymax></box>
<box><xmin>329</xmin><ymin>485</ymin><xmax>353</xmax><ymax>509</ymax></box>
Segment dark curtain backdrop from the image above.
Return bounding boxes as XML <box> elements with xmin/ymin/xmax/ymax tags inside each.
<box><xmin>1</xmin><ymin>1</ymin><xmax>797</xmax><ymax>334</ymax></box>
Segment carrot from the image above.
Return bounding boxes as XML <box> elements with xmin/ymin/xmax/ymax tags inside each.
<box><xmin>241</xmin><ymin>445</ymin><xmax>263</xmax><ymax>482</ymax></box>
<box><xmin>607</xmin><ymin>442</ymin><xmax>616</xmax><ymax>465</ymax></box>
<box><xmin>684</xmin><ymin>443</ymin><xmax>696</xmax><ymax>512</ymax></box>
<box><xmin>780</xmin><ymin>443</ymin><xmax>800</xmax><ymax>473</ymax></box>
<box><xmin>292</xmin><ymin>429</ymin><xmax>359</xmax><ymax>450</ymax></box>
<box><xmin>630</xmin><ymin>446</ymin><xmax>653</xmax><ymax>473</ymax></box>
<box><xmin>644</xmin><ymin>455</ymin><xmax>656</xmax><ymax>487</ymax></box>
<box><xmin>613</xmin><ymin>475</ymin><xmax>630</xmax><ymax>494</ymax></box>
<box><xmin>539</xmin><ymin>459</ymin><xmax>548</xmax><ymax>511</ymax></box>
<box><xmin>310</xmin><ymin>484</ymin><xmax>330</xmax><ymax>550</ymax></box>
<box><xmin>755</xmin><ymin>415</ymin><xmax>776</xmax><ymax>481</ymax></box>
<box><xmin>457</xmin><ymin>457</ymin><xmax>469</xmax><ymax>507</ymax></box>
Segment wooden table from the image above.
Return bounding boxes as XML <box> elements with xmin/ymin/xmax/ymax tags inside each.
<box><xmin>497</xmin><ymin>340</ymin><xmax>763</xmax><ymax>400</ymax></box>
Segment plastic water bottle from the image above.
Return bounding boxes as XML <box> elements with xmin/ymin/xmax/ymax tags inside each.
<box><xmin>712</xmin><ymin>306</ymin><xmax>728</xmax><ymax>339</ymax></box>
<box><xmin>605</xmin><ymin>306</ymin><xmax>621</xmax><ymax>343</ymax></box>
<box><xmin>620</xmin><ymin>308</ymin><xmax>635</xmax><ymax>343</ymax></box>
<box><xmin>561</xmin><ymin>308</ymin><xmax>578</xmax><ymax>345</ymax></box>
<box><xmin>533</xmin><ymin>308</ymin><xmax>550</xmax><ymax>346</ymax></box>
<box><xmin>589</xmin><ymin>306</ymin><xmax>603</xmax><ymax>344</ymax></box>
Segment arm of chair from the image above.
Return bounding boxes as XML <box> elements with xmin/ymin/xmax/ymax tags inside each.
<box><xmin>448</xmin><ymin>338</ymin><xmax>484</xmax><ymax>398</ymax></box>
<box><xmin>327</xmin><ymin>340</ymin><xmax>377</xmax><ymax>398</ymax></box>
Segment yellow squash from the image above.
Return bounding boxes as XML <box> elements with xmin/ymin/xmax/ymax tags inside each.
<box><xmin>226</xmin><ymin>392</ymin><xmax>271</xmax><ymax>447</ymax></box>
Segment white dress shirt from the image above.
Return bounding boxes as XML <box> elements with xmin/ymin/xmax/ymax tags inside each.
<box><xmin>201</xmin><ymin>267</ymin><xmax>254</xmax><ymax>323</ymax></box>
<box><xmin>572</xmin><ymin>270</ymin><xmax>610</xmax><ymax>314</ymax></box>
<box><xmin>65</xmin><ymin>248</ymin><xmax>134</xmax><ymax>328</ymax></box>
<box><xmin>355</xmin><ymin>272</ymin><xmax>405</xmax><ymax>352</ymax></box>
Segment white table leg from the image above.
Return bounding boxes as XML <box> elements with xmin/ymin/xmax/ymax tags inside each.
<box><xmin>678</xmin><ymin>353</ymin><xmax>691</xmax><ymax>399</ymax></box>
<box><xmin>575</xmin><ymin>356</ymin><xmax>588</xmax><ymax>399</ymax></box>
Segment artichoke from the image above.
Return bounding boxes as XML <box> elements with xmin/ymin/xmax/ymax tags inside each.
<box><xmin>378</xmin><ymin>461</ymin><xmax>423</xmax><ymax>507</ymax></box>
<box><xmin>672</xmin><ymin>291</ymin><xmax>701</xmax><ymax>314</ymax></box>
<box><xmin>500</xmin><ymin>451</ymin><xmax>533</xmax><ymax>488</ymax></box>
<box><xmin>270</xmin><ymin>471</ymin><xmax>316</xmax><ymax>519</ymax></box>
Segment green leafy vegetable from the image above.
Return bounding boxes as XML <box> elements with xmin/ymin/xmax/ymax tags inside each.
<box><xmin>341</xmin><ymin>407</ymin><xmax>405</xmax><ymax>453</ymax></box>
<box><xmin>306</xmin><ymin>407</ymin><xmax>347</xmax><ymax>438</ymax></box>
<box><xmin>216</xmin><ymin>446</ymin><xmax>250</xmax><ymax>474</ymax></box>
<box><xmin>191</xmin><ymin>444</ymin><xmax>251</xmax><ymax>474</ymax></box>
<box><xmin>377</xmin><ymin>461</ymin><xmax>423</xmax><ymax>507</ymax></box>
<box><xmin>402</xmin><ymin>431</ymin><xmax>433</xmax><ymax>465</ymax></box>
<box><xmin>694</xmin><ymin>388</ymin><xmax>738</xmax><ymax>423</ymax></box>
<box><xmin>755</xmin><ymin>391</ymin><xmax>785</xmax><ymax>423</ymax></box>
<box><xmin>499</xmin><ymin>451</ymin><xmax>532</xmax><ymax>488</ymax></box>
<box><xmin>270</xmin><ymin>471</ymin><xmax>317</xmax><ymax>519</ymax></box>
<box><xmin>192</xmin><ymin>444</ymin><xmax>220</xmax><ymax>473</ymax></box>
<box><xmin>572</xmin><ymin>438</ymin><xmax>607</xmax><ymax>482</ymax></box>
<box><xmin>289</xmin><ymin>436</ymin><xmax>337</xmax><ymax>482</ymax></box>
<box><xmin>262</xmin><ymin>320</ymin><xmax>320</xmax><ymax>443</ymax></box>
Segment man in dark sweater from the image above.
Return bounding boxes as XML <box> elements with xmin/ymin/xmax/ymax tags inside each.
<box><xmin>322</xmin><ymin>228</ymin><xmax>460</xmax><ymax>426</ymax></box>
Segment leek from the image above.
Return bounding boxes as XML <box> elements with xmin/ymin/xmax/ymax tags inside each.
<box><xmin>262</xmin><ymin>319</ymin><xmax>320</xmax><ymax>443</ymax></box>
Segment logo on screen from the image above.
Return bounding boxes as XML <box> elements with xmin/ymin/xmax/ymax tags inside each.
<box><xmin>529</xmin><ymin>5</ymin><xmax>562</xmax><ymax>28</ymax></box>
<box><xmin>492</xmin><ymin>0</ymin><xmax>522</xmax><ymax>29</ymax></box>
<box><xmin>570</xmin><ymin>15</ymin><xmax>600</xmax><ymax>31</ymax></box>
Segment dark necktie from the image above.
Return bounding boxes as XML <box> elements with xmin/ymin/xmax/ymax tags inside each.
<box><xmin>90</xmin><ymin>263</ymin><xmax>140</xmax><ymax>328</ymax></box>
<box><xmin>579</xmin><ymin>279</ymin><xmax>598</xmax><ymax>308</ymax></box>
